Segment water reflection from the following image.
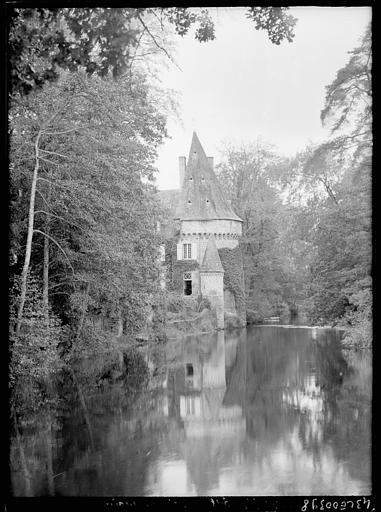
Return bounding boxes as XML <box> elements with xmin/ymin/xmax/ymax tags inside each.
<box><xmin>145</xmin><ymin>327</ymin><xmax>371</xmax><ymax>496</ymax></box>
<box><xmin>164</xmin><ymin>332</ymin><xmax>245</xmax><ymax>437</ymax></box>
<box><xmin>10</xmin><ymin>326</ymin><xmax>371</xmax><ymax>496</ymax></box>
<box><xmin>148</xmin><ymin>332</ymin><xmax>246</xmax><ymax>496</ymax></box>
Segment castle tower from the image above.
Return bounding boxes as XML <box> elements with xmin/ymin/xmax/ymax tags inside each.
<box><xmin>173</xmin><ymin>132</ymin><xmax>245</xmax><ymax>328</ymax></box>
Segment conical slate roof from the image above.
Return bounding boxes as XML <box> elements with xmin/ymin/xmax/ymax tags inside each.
<box><xmin>200</xmin><ymin>235</ymin><xmax>224</xmax><ymax>273</ymax></box>
<box><xmin>176</xmin><ymin>132</ymin><xmax>242</xmax><ymax>222</ymax></box>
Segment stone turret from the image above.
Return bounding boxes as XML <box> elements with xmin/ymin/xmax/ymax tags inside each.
<box><xmin>200</xmin><ymin>236</ymin><xmax>224</xmax><ymax>329</ymax></box>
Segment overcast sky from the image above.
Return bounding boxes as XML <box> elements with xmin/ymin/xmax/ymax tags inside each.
<box><xmin>154</xmin><ymin>6</ymin><xmax>371</xmax><ymax>190</ymax></box>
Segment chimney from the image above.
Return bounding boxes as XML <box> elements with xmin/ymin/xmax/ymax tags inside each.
<box><xmin>208</xmin><ymin>156</ymin><xmax>214</xmax><ymax>171</ymax></box>
<box><xmin>179</xmin><ymin>156</ymin><xmax>186</xmax><ymax>187</ymax></box>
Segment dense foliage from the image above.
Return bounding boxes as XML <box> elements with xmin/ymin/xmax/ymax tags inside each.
<box><xmin>218</xmin><ymin>246</ymin><xmax>246</xmax><ymax>321</ymax></box>
<box><xmin>9</xmin><ymin>273</ymin><xmax>65</xmax><ymax>415</ymax></box>
<box><xmin>303</xmin><ymin>26</ymin><xmax>372</xmax><ymax>346</ymax></box>
<box><xmin>216</xmin><ymin>142</ymin><xmax>296</xmax><ymax>320</ymax></box>
<box><xmin>8</xmin><ymin>7</ymin><xmax>297</xmax><ymax>95</ymax></box>
<box><xmin>10</xmin><ymin>70</ymin><xmax>166</xmax><ymax>337</ymax></box>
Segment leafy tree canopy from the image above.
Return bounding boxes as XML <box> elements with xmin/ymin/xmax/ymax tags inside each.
<box><xmin>216</xmin><ymin>142</ymin><xmax>298</xmax><ymax>319</ymax></box>
<box><xmin>10</xmin><ymin>69</ymin><xmax>168</xmax><ymax>338</ymax></box>
<box><xmin>321</xmin><ymin>23</ymin><xmax>371</xmax><ymax>135</ymax></box>
<box><xmin>8</xmin><ymin>7</ymin><xmax>297</xmax><ymax>96</ymax></box>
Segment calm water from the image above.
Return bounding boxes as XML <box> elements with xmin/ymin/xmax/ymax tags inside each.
<box><xmin>10</xmin><ymin>326</ymin><xmax>372</xmax><ymax>496</ymax></box>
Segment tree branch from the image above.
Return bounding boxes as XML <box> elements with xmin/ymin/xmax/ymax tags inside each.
<box><xmin>317</xmin><ymin>177</ymin><xmax>338</xmax><ymax>205</ymax></box>
<box><xmin>136</xmin><ymin>12</ymin><xmax>182</xmax><ymax>71</ymax></box>
<box><xmin>39</xmin><ymin>148</ymin><xmax>69</xmax><ymax>159</ymax></box>
<box><xmin>33</xmin><ymin>229</ymin><xmax>75</xmax><ymax>274</ymax></box>
<box><xmin>35</xmin><ymin>188</ymin><xmax>50</xmax><ymax>208</ymax></box>
<box><xmin>34</xmin><ymin>210</ymin><xmax>85</xmax><ymax>231</ymax></box>
<box><xmin>128</xmin><ymin>30</ymin><xmax>145</xmax><ymax>81</ymax></box>
<box><xmin>36</xmin><ymin>177</ymin><xmax>71</xmax><ymax>190</ymax></box>
<box><xmin>42</xmin><ymin>126</ymin><xmax>88</xmax><ymax>136</ymax></box>
<box><xmin>38</xmin><ymin>156</ymin><xmax>60</xmax><ymax>166</ymax></box>
<box><xmin>149</xmin><ymin>8</ymin><xmax>165</xmax><ymax>30</ymax></box>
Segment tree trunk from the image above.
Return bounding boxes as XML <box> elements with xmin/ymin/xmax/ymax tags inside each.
<box><xmin>43</xmin><ymin>173</ymin><xmax>52</xmax><ymax>323</ymax></box>
<box><xmin>16</xmin><ymin>131</ymin><xmax>42</xmax><ymax>336</ymax></box>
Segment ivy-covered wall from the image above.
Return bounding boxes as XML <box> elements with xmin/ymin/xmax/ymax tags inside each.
<box><xmin>164</xmin><ymin>238</ymin><xmax>246</xmax><ymax>325</ymax></box>
<box><xmin>218</xmin><ymin>245</ymin><xmax>246</xmax><ymax>322</ymax></box>
<box><xmin>165</xmin><ymin>238</ymin><xmax>199</xmax><ymax>293</ymax></box>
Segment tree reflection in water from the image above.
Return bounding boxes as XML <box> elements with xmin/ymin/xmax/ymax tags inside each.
<box><xmin>10</xmin><ymin>327</ymin><xmax>371</xmax><ymax>496</ymax></box>
<box><xmin>147</xmin><ymin>327</ymin><xmax>371</xmax><ymax>496</ymax></box>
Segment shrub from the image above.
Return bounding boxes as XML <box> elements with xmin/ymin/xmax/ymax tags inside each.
<box><xmin>224</xmin><ymin>312</ymin><xmax>243</xmax><ymax>330</ymax></box>
<box><xmin>196</xmin><ymin>295</ymin><xmax>211</xmax><ymax>312</ymax></box>
<box><xmin>165</xmin><ymin>291</ymin><xmax>197</xmax><ymax>313</ymax></box>
<box><xmin>274</xmin><ymin>300</ymin><xmax>290</xmax><ymax>318</ymax></box>
<box><xmin>9</xmin><ymin>274</ymin><xmax>65</xmax><ymax>414</ymax></box>
<box><xmin>246</xmin><ymin>294</ymin><xmax>273</xmax><ymax>320</ymax></box>
<box><xmin>246</xmin><ymin>309</ymin><xmax>264</xmax><ymax>324</ymax></box>
<box><xmin>342</xmin><ymin>317</ymin><xmax>372</xmax><ymax>348</ymax></box>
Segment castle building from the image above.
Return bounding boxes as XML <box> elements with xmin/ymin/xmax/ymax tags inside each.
<box><xmin>159</xmin><ymin>132</ymin><xmax>246</xmax><ymax>329</ymax></box>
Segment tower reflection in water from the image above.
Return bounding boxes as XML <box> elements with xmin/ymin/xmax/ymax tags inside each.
<box><xmin>168</xmin><ymin>330</ymin><xmax>245</xmax><ymax>438</ymax></box>
<box><xmin>149</xmin><ymin>330</ymin><xmax>245</xmax><ymax>495</ymax></box>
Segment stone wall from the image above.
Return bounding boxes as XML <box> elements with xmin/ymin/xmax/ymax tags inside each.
<box><xmin>179</xmin><ymin>219</ymin><xmax>242</xmax><ymax>252</ymax></box>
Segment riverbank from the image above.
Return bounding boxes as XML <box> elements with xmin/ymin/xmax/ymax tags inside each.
<box><xmin>249</xmin><ymin>321</ymin><xmax>371</xmax><ymax>351</ymax></box>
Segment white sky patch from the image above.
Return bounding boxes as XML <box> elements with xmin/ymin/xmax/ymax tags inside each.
<box><xmin>154</xmin><ymin>6</ymin><xmax>371</xmax><ymax>190</ymax></box>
